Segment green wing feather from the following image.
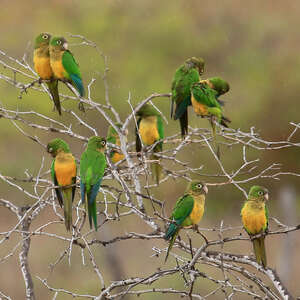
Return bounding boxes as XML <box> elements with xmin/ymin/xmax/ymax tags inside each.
<box><xmin>47</xmin><ymin>80</ymin><xmax>61</xmax><ymax>115</ymax></box>
<box><xmin>51</xmin><ymin>160</ymin><xmax>63</xmax><ymax>208</ymax></box>
<box><xmin>164</xmin><ymin>194</ymin><xmax>194</xmax><ymax>262</ymax></box>
<box><xmin>62</xmin><ymin>50</ymin><xmax>81</xmax><ymax>78</ymax></box>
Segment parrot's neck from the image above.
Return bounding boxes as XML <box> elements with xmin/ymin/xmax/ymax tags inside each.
<box><xmin>247</xmin><ymin>199</ymin><xmax>265</xmax><ymax>211</ymax></box>
<box><xmin>34</xmin><ymin>46</ymin><xmax>49</xmax><ymax>58</ymax></box>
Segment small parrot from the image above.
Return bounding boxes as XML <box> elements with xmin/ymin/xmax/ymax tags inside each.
<box><xmin>47</xmin><ymin>138</ymin><xmax>77</xmax><ymax>231</ymax></box>
<box><xmin>136</xmin><ymin>104</ymin><xmax>164</xmax><ymax>185</ymax></box>
<box><xmin>33</xmin><ymin>33</ymin><xmax>61</xmax><ymax>115</ymax></box>
<box><xmin>241</xmin><ymin>185</ymin><xmax>269</xmax><ymax>268</ymax></box>
<box><xmin>190</xmin><ymin>81</ymin><xmax>231</xmax><ymax>134</ymax></box>
<box><xmin>80</xmin><ymin>136</ymin><xmax>107</xmax><ymax>231</ymax></box>
<box><xmin>106</xmin><ymin>124</ymin><xmax>127</xmax><ymax>164</ymax></box>
<box><xmin>164</xmin><ymin>181</ymin><xmax>208</xmax><ymax>262</ymax></box>
<box><xmin>171</xmin><ymin>57</ymin><xmax>205</xmax><ymax>138</ymax></box>
<box><xmin>49</xmin><ymin>36</ymin><xmax>85</xmax><ymax>111</ymax></box>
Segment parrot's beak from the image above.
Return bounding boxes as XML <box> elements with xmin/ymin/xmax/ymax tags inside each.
<box><xmin>63</xmin><ymin>42</ymin><xmax>68</xmax><ymax>50</ymax></box>
<box><xmin>264</xmin><ymin>193</ymin><xmax>269</xmax><ymax>201</ymax></box>
<box><xmin>203</xmin><ymin>185</ymin><xmax>208</xmax><ymax>194</ymax></box>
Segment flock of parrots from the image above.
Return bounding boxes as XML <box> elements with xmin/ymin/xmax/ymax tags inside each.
<box><xmin>33</xmin><ymin>33</ymin><xmax>269</xmax><ymax>268</ymax></box>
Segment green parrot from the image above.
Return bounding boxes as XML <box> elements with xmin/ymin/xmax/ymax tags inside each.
<box><xmin>190</xmin><ymin>81</ymin><xmax>231</xmax><ymax>134</ymax></box>
<box><xmin>136</xmin><ymin>104</ymin><xmax>164</xmax><ymax>185</ymax></box>
<box><xmin>106</xmin><ymin>123</ymin><xmax>127</xmax><ymax>164</ymax></box>
<box><xmin>47</xmin><ymin>138</ymin><xmax>77</xmax><ymax>231</ymax></box>
<box><xmin>80</xmin><ymin>136</ymin><xmax>107</xmax><ymax>231</ymax></box>
<box><xmin>164</xmin><ymin>181</ymin><xmax>208</xmax><ymax>262</ymax></box>
<box><xmin>33</xmin><ymin>33</ymin><xmax>61</xmax><ymax>115</ymax></box>
<box><xmin>241</xmin><ymin>185</ymin><xmax>269</xmax><ymax>268</ymax></box>
<box><xmin>49</xmin><ymin>36</ymin><xmax>85</xmax><ymax>111</ymax></box>
<box><xmin>171</xmin><ymin>57</ymin><xmax>205</xmax><ymax>138</ymax></box>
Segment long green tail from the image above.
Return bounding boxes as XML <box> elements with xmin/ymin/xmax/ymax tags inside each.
<box><xmin>253</xmin><ymin>236</ymin><xmax>267</xmax><ymax>268</ymax></box>
<box><xmin>62</xmin><ymin>188</ymin><xmax>73</xmax><ymax>231</ymax></box>
<box><xmin>47</xmin><ymin>80</ymin><xmax>61</xmax><ymax>115</ymax></box>
<box><xmin>164</xmin><ymin>226</ymin><xmax>180</xmax><ymax>263</ymax></box>
<box><xmin>150</xmin><ymin>154</ymin><xmax>162</xmax><ymax>185</ymax></box>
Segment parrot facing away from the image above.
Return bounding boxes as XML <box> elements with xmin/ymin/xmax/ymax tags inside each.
<box><xmin>80</xmin><ymin>136</ymin><xmax>107</xmax><ymax>231</ymax></box>
<box><xmin>47</xmin><ymin>138</ymin><xmax>77</xmax><ymax>231</ymax></box>
<box><xmin>136</xmin><ymin>104</ymin><xmax>164</xmax><ymax>185</ymax></box>
<box><xmin>106</xmin><ymin>124</ymin><xmax>127</xmax><ymax>164</ymax></box>
<box><xmin>49</xmin><ymin>36</ymin><xmax>85</xmax><ymax>110</ymax></box>
<box><xmin>241</xmin><ymin>185</ymin><xmax>269</xmax><ymax>268</ymax></box>
<box><xmin>171</xmin><ymin>57</ymin><xmax>205</xmax><ymax>138</ymax></box>
<box><xmin>164</xmin><ymin>181</ymin><xmax>208</xmax><ymax>262</ymax></box>
<box><xmin>190</xmin><ymin>81</ymin><xmax>231</xmax><ymax>133</ymax></box>
<box><xmin>34</xmin><ymin>33</ymin><xmax>61</xmax><ymax>115</ymax></box>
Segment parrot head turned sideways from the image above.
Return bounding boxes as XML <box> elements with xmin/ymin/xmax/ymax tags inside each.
<box><xmin>248</xmin><ymin>186</ymin><xmax>269</xmax><ymax>202</ymax></box>
<box><xmin>47</xmin><ymin>138</ymin><xmax>70</xmax><ymax>157</ymax></box>
<box><xmin>34</xmin><ymin>32</ymin><xmax>51</xmax><ymax>49</ymax></box>
<box><xmin>87</xmin><ymin>136</ymin><xmax>107</xmax><ymax>152</ymax></box>
<box><xmin>188</xmin><ymin>181</ymin><xmax>208</xmax><ymax>195</ymax></box>
<box><xmin>208</xmin><ymin>77</ymin><xmax>230</xmax><ymax>96</ymax></box>
<box><xmin>185</xmin><ymin>57</ymin><xmax>205</xmax><ymax>75</ymax></box>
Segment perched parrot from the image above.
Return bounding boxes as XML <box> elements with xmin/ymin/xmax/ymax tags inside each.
<box><xmin>171</xmin><ymin>57</ymin><xmax>205</xmax><ymax>138</ymax></box>
<box><xmin>164</xmin><ymin>181</ymin><xmax>208</xmax><ymax>262</ymax></box>
<box><xmin>49</xmin><ymin>36</ymin><xmax>85</xmax><ymax>111</ymax></box>
<box><xmin>190</xmin><ymin>81</ymin><xmax>231</xmax><ymax>134</ymax></box>
<box><xmin>136</xmin><ymin>104</ymin><xmax>164</xmax><ymax>185</ymax></box>
<box><xmin>33</xmin><ymin>33</ymin><xmax>61</xmax><ymax>115</ymax></box>
<box><xmin>80</xmin><ymin>136</ymin><xmax>107</xmax><ymax>231</ymax></box>
<box><xmin>241</xmin><ymin>185</ymin><xmax>269</xmax><ymax>268</ymax></box>
<box><xmin>106</xmin><ymin>124</ymin><xmax>127</xmax><ymax>164</ymax></box>
<box><xmin>47</xmin><ymin>138</ymin><xmax>77</xmax><ymax>231</ymax></box>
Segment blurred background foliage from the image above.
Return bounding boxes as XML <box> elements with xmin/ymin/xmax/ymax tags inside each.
<box><xmin>0</xmin><ymin>0</ymin><xmax>299</xmax><ymax>299</ymax></box>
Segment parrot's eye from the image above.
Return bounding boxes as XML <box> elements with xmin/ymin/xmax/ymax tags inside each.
<box><xmin>101</xmin><ymin>140</ymin><xmax>106</xmax><ymax>146</ymax></box>
<box><xmin>197</xmin><ymin>183</ymin><xmax>202</xmax><ymax>188</ymax></box>
<box><xmin>48</xmin><ymin>147</ymin><xmax>53</xmax><ymax>152</ymax></box>
<box><xmin>258</xmin><ymin>191</ymin><xmax>263</xmax><ymax>196</ymax></box>
<box><xmin>42</xmin><ymin>34</ymin><xmax>48</xmax><ymax>40</ymax></box>
<box><xmin>57</xmin><ymin>40</ymin><xmax>62</xmax><ymax>45</ymax></box>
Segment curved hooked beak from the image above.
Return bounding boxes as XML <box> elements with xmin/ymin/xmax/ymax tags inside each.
<box><xmin>63</xmin><ymin>42</ymin><xmax>68</xmax><ymax>50</ymax></box>
<box><xmin>203</xmin><ymin>185</ymin><xmax>208</xmax><ymax>194</ymax></box>
<box><xmin>264</xmin><ymin>193</ymin><xmax>269</xmax><ymax>201</ymax></box>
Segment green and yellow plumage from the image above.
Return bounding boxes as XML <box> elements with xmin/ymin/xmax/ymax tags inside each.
<box><xmin>47</xmin><ymin>138</ymin><xmax>77</xmax><ymax>231</ymax></box>
<box><xmin>171</xmin><ymin>57</ymin><xmax>205</xmax><ymax>138</ymax></box>
<box><xmin>136</xmin><ymin>104</ymin><xmax>164</xmax><ymax>184</ymax></box>
<box><xmin>34</xmin><ymin>33</ymin><xmax>61</xmax><ymax>115</ymax></box>
<box><xmin>164</xmin><ymin>181</ymin><xmax>208</xmax><ymax>262</ymax></box>
<box><xmin>80</xmin><ymin>137</ymin><xmax>107</xmax><ymax>231</ymax></box>
<box><xmin>241</xmin><ymin>185</ymin><xmax>269</xmax><ymax>268</ymax></box>
<box><xmin>107</xmin><ymin>124</ymin><xmax>127</xmax><ymax>164</ymax></box>
<box><xmin>49</xmin><ymin>36</ymin><xmax>85</xmax><ymax>111</ymax></box>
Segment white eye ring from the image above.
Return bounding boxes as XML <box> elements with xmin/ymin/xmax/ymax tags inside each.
<box><xmin>42</xmin><ymin>34</ymin><xmax>48</xmax><ymax>39</ymax></box>
<box><xmin>197</xmin><ymin>183</ymin><xmax>202</xmax><ymax>188</ymax></box>
<box><xmin>258</xmin><ymin>191</ymin><xmax>263</xmax><ymax>195</ymax></box>
<box><xmin>48</xmin><ymin>147</ymin><xmax>53</xmax><ymax>152</ymax></box>
<box><xmin>101</xmin><ymin>140</ymin><xmax>106</xmax><ymax>146</ymax></box>
<box><xmin>57</xmin><ymin>40</ymin><xmax>62</xmax><ymax>45</ymax></box>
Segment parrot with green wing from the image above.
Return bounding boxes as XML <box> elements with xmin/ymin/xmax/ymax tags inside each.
<box><xmin>171</xmin><ymin>57</ymin><xmax>205</xmax><ymax>138</ymax></box>
<box><xmin>190</xmin><ymin>81</ymin><xmax>231</xmax><ymax>135</ymax></box>
<box><xmin>136</xmin><ymin>104</ymin><xmax>164</xmax><ymax>185</ymax></box>
<box><xmin>34</xmin><ymin>33</ymin><xmax>61</xmax><ymax>115</ymax></box>
<box><xmin>164</xmin><ymin>181</ymin><xmax>208</xmax><ymax>262</ymax></box>
<box><xmin>47</xmin><ymin>138</ymin><xmax>77</xmax><ymax>231</ymax></box>
<box><xmin>241</xmin><ymin>185</ymin><xmax>269</xmax><ymax>268</ymax></box>
<box><xmin>80</xmin><ymin>136</ymin><xmax>107</xmax><ymax>231</ymax></box>
<box><xmin>49</xmin><ymin>36</ymin><xmax>85</xmax><ymax>111</ymax></box>
<box><xmin>106</xmin><ymin>124</ymin><xmax>127</xmax><ymax>164</ymax></box>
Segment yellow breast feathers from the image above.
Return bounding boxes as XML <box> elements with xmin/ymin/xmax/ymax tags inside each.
<box><xmin>139</xmin><ymin>116</ymin><xmax>159</xmax><ymax>146</ymax></box>
<box><xmin>50</xmin><ymin>59</ymin><xmax>66</xmax><ymax>79</ymax></box>
<box><xmin>191</xmin><ymin>95</ymin><xmax>208</xmax><ymax>116</ymax></box>
<box><xmin>189</xmin><ymin>195</ymin><xmax>205</xmax><ymax>224</ymax></box>
<box><xmin>241</xmin><ymin>202</ymin><xmax>267</xmax><ymax>234</ymax></box>
<box><xmin>33</xmin><ymin>50</ymin><xmax>53</xmax><ymax>80</ymax></box>
<box><xmin>54</xmin><ymin>153</ymin><xmax>76</xmax><ymax>186</ymax></box>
